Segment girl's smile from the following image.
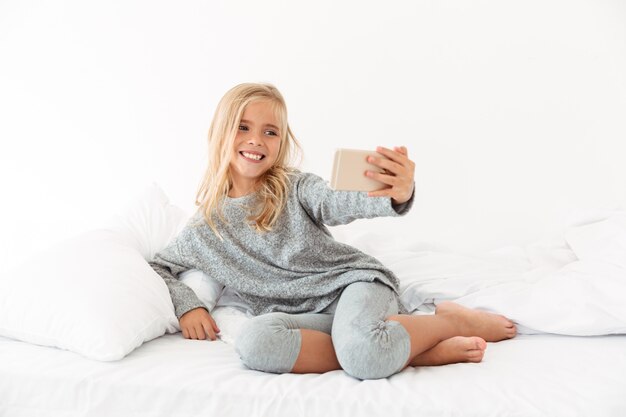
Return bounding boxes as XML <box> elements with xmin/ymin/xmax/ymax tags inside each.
<box><xmin>239</xmin><ymin>150</ymin><xmax>265</xmax><ymax>162</ymax></box>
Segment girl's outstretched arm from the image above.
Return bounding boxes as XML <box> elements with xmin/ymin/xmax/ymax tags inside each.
<box><xmin>295</xmin><ymin>147</ymin><xmax>415</xmax><ymax>227</ymax></box>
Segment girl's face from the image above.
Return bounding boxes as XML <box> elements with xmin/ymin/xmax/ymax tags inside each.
<box><xmin>229</xmin><ymin>100</ymin><xmax>282</xmax><ymax>194</ymax></box>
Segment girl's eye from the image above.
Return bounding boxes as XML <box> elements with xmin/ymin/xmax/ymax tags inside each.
<box><xmin>265</xmin><ymin>130</ymin><xmax>278</xmax><ymax>136</ymax></box>
<box><xmin>238</xmin><ymin>125</ymin><xmax>248</xmax><ymax>131</ymax></box>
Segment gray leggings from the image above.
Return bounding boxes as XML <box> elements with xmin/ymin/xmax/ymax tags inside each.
<box><xmin>235</xmin><ymin>281</ymin><xmax>411</xmax><ymax>380</ymax></box>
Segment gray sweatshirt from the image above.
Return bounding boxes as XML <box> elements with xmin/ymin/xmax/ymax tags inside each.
<box><xmin>148</xmin><ymin>172</ymin><xmax>414</xmax><ymax>319</ymax></box>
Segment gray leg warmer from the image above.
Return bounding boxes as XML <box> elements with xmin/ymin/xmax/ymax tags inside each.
<box><xmin>235</xmin><ymin>280</ymin><xmax>410</xmax><ymax>379</ymax></box>
<box><xmin>331</xmin><ymin>281</ymin><xmax>411</xmax><ymax>380</ymax></box>
<box><xmin>235</xmin><ymin>311</ymin><xmax>333</xmax><ymax>373</ymax></box>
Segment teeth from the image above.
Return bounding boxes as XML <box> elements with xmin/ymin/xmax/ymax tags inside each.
<box><xmin>242</xmin><ymin>152</ymin><xmax>262</xmax><ymax>161</ymax></box>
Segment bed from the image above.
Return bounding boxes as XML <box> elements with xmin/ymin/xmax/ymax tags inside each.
<box><xmin>1</xmin><ymin>183</ymin><xmax>626</xmax><ymax>417</ymax></box>
<box><xmin>2</xmin><ymin>332</ymin><xmax>626</xmax><ymax>417</ymax></box>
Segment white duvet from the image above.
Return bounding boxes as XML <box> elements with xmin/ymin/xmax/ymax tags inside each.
<box><xmin>380</xmin><ymin>208</ymin><xmax>626</xmax><ymax>336</ymax></box>
<box><xmin>208</xmin><ymin>208</ymin><xmax>626</xmax><ymax>343</ymax></box>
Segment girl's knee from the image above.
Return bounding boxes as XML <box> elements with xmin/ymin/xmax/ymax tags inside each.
<box><xmin>235</xmin><ymin>313</ymin><xmax>300</xmax><ymax>373</ymax></box>
<box><xmin>235</xmin><ymin>313</ymin><xmax>287</xmax><ymax>362</ymax></box>
<box><xmin>334</xmin><ymin>321</ymin><xmax>410</xmax><ymax>380</ymax></box>
<box><xmin>335</xmin><ymin>342</ymin><xmax>397</xmax><ymax>380</ymax></box>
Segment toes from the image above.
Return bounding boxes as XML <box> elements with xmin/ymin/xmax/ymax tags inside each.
<box><xmin>467</xmin><ymin>350</ymin><xmax>484</xmax><ymax>363</ymax></box>
<box><xmin>500</xmin><ymin>317</ymin><xmax>517</xmax><ymax>339</ymax></box>
<box><xmin>506</xmin><ymin>324</ymin><xmax>518</xmax><ymax>339</ymax></box>
<box><xmin>467</xmin><ymin>337</ymin><xmax>486</xmax><ymax>362</ymax></box>
<box><xmin>475</xmin><ymin>337</ymin><xmax>487</xmax><ymax>351</ymax></box>
<box><xmin>466</xmin><ymin>336</ymin><xmax>487</xmax><ymax>351</ymax></box>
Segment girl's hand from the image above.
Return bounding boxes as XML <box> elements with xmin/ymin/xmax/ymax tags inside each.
<box><xmin>365</xmin><ymin>146</ymin><xmax>415</xmax><ymax>205</ymax></box>
<box><xmin>179</xmin><ymin>307</ymin><xmax>220</xmax><ymax>341</ymax></box>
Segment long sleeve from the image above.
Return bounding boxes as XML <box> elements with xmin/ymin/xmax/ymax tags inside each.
<box><xmin>295</xmin><ymin>173</ymin><xmax>414</xmax><ymax>226</ymax></box>
<box><xmin>145</xmin><ymin>171</ymin><xmax>413</xmax><ymax>317</ymax></box>
<box><xmin>148</xmin><ymin>235</ymin><xmax>208</xmax><ymax>320</ymax></box>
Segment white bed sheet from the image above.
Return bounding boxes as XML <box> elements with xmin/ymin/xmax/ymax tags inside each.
<box><xmin>2</xmin><ymin>333</ymin><xmax>626</xmax><ymax>417</ymax></box>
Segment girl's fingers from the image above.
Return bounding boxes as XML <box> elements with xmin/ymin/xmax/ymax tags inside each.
<box><xmin>367</xmin><ymin>155</ymin><xmax>404</xmax><ymax>176</ymax></box>
<box><xmin>197</xmin><ymin>325</ymin><xmax>207</xmax><ymax>340</ymax></box>
<box><xmin>375</xmin><ymin>146</ymin><xmax>409</xmax><ymax>165</ymax></box>
<box><xmin>202</xmin><ymin>321</ymin><xmax>216</xmax><ymax>341</ymax></box>
<box><xmin>394</xmin><ymin>146</ymin><xmax>408</xmax><ymax>156</ymax></box>
<box><xmin>182</xmin><ymin>327</ymin><xmax>190</xmax><ymax>339</ymax></box>
<box><xmin>365</xmin><ymin>146</ymin><xmax>415</xmax><ymax>204</ymax></box>
<box><xmin>205</xmin><ymin>316</ymin><xmax>219</xmax><ymax>340</ymax></box>
<box><xmin>366</xmin><ymin>170</ymin><xmax>398</xmax><ymax>186</ymax></box>
<box><xmin>189</xmin><ymin>326</ymin><xmax>199</xmax><ymax>340</ymax></box>
<box><xmin>210</xmin><ymin>317</ymin><xmax>221</xmax><ymax>334</ymax></box>
<box><xmin>370</xmin><ymin>147</ymin><xmax>414</xmax><ymax>179</ymax></box>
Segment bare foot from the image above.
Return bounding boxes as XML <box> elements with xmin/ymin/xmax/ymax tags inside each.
<box><xmin>410</xmin><ymin>336</ymin><xmax>487</xmax><ymax>366</ymax></box>
<box><xmin>436</xmin><ymin>301</ymin><xmax>517</xmax><ymax>342</ymax></box>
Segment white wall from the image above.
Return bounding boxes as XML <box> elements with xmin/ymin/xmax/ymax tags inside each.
<box><xmin>1</xmin><ymin>0</ymin><xmax>625</xmax><ymax>272</ymax></box>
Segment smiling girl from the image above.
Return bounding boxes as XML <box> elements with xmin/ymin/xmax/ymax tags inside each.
<box><xmin>149</xmin><ymin>83</ymin><xmax>516</xmax><ymax>379</ymax></box>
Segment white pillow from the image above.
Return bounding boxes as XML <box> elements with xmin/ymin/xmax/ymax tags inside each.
<box><xmin>107</xmin><ymin>182</ymin><xmax>189</xmax><ymax>261</ymax></box>
<box><xmin>0</xmin><ymin>183</ymin><xmax>185</xmax><ymax>361</ymax></box>
<box><xmin>179</xmin><ymin>269</ymin><xmax>224</xmax><ymax>311</ymax></box>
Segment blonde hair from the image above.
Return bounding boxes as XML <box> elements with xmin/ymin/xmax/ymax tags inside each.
<box><xmin>194</xmin><ymin>83</ymin><xmax>301</xmax><ymax>237</ymax></box>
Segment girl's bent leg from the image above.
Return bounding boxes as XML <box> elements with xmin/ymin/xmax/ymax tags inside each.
<box><xmin>331</xmin><ymin>281</ymin><xmax>411</xmax><ymax>380</ymax></box>
<box><xmin>387</xmin><ymin>301</ymin><xmax>516</xmax><ymax>366</ymax></box>
<box><xmin>331</xmin><ymin>281</ymin><xmax>517</xmax><ymax>379</ymax></box>
<box><xmin>235</xmin><ymin>311</ymin><xmax>334</xmax><ymax>374</ymax></box>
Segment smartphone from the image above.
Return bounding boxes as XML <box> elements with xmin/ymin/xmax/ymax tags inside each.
<box><xmin>330</xmin><ymin>148</ymin><xmax>388</xmax><ymax>192</ymax></box>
